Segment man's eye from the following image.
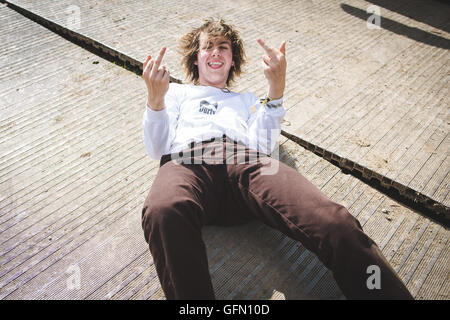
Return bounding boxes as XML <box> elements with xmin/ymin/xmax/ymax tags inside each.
<box><xmin>202</xmin><ymin>44</ymin><xmax>229</xmax><ymax>51</ymax></box>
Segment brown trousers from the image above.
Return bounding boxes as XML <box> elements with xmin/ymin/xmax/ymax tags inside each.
<box><xmin>141</xmin><ymin>136</ymin><xmax>413</xmax><ymax>300</ymax></box>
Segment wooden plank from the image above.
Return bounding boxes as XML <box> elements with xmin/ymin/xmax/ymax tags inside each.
<box><xmin>1</xmin><ymin>1</ymin><xmax>448</xmax><ymax>301</ymax></box>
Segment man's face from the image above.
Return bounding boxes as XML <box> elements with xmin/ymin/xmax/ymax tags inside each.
<box><xmin>195</xmin><ymin>32</ymin><xmax>234</xmax><ymax>88</ymax></box>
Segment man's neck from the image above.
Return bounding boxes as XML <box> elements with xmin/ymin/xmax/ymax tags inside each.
<box><xmin>197</xmin><ymin>80</ymin><xmax>227</xmax><ymax>90</ymax></box>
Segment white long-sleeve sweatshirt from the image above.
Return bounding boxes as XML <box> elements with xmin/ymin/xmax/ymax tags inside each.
<box><xmin>142</xmin><ymin>83</ymin><xmax>286</xmax><ymax>160</ymax></box>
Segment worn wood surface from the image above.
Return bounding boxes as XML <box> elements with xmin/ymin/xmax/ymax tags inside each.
<box><xmin>0</xmin><ymin>1</ymin><xmax>448</xmax><ymax>300</ymax></box>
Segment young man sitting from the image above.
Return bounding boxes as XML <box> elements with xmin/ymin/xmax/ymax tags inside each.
<box><xmin>141</xmin><ymin>18</ymin><xmax>413</xmax><ymax>300</ymax></box>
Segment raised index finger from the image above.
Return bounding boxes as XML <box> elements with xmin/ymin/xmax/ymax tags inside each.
<box><xmin>153</xmin><ymin>46</ymin><xmax>167</xmax><ymax>69</ymax></box>
<box><xmin>257</xmin><ymin>38</ymin><xmax>274</xmax><ymax>56</ymax></box>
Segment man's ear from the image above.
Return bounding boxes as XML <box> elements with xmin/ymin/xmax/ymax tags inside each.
<box><xmin>194</xmin><ymin>60</ymin><xmax>198</xmax><ymax>66</ymax></box>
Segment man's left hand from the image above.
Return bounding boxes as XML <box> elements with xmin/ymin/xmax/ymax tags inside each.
<box><xmin>257</xmin><ymin>38</ymin><xmax>287</xmax><ymax>100</ymax></box>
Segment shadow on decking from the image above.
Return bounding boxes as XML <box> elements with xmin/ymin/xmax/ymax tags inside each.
<box><xmin>341</xmin><ymin>2</ymin><xmax>450</xmax><ymax>50</ymax></box>
<box><xmin>366</xmin><ymin>0</ymin><xmax>450</xmax><ymax>34</ymax></box>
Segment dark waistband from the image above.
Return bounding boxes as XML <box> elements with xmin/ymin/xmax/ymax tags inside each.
<box><xmin>159</xmin><ymin>134</ymin><xmax>264</xmax><ymax>167</ymax></box>
<box><xmin>188</xmin><ymin>134</ymin><xmax>240</xmax><ymax>148</ymax></box>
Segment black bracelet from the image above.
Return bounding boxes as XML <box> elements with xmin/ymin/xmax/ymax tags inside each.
<box><xmin>259</xmin><ymin>97</ymin><xmax>271</xmax><ymax>105</ymax></box>
<box><xmin>260</xmin><ymin>97</ymin><xmax>282</xmax><ymax>108</ymax></box>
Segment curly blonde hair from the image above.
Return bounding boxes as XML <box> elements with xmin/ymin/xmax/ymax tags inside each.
<box><xmin>178</xmin><ymin>17</ymin><xmax>246</xmax><ymax>87</ymax></box>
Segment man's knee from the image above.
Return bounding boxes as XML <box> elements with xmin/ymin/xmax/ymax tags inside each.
<box><xmin>324</xmin><ymin>204</ymin><xmax>374</xmax><ymax>255</ymax></box>
<box><xmin>317</xmin><ymin>205</ymin><xmax>366</xmax><ymax>254</ymax></box>
<box><xmin>329</xmin><ymin>205</ymin><xmax>362</xmax><ymax>233</ymax></box>
<box><xmin>141</xmin><ymin>198</ymin><xmax>201</xmax><ymax>244</ymax></box>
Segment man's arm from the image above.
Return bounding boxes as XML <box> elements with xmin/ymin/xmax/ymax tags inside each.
<box><xmin>247</xmin><ymin>95</ymin><xmax>286</xmax><ymax>155</ymax></box>
<box><xmin>142</xmin><ymin>47</ymin><xmax>179</xmax><ymax>159</ymax></box>
<box><xmin>257</xmin><ymin>39</ymin><xmax>287</xmax><ymax>100</ymax></box>
<box><xmin>245</xmin><ymin>39</ymin><xmax>287</xmax><ymax>155</ymax></box>
<box><xmin>143</xmin><ymin>46</ymin><xmax>170</xmax><ymax>110</ymax></box>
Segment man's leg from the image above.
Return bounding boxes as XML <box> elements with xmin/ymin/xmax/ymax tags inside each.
<box><xmin>141</xmin><ymin>160</ymin><xmax>224</xmax><ymax>299</ymax></box>
<box><xmin>226</xmin><ymin>155</ymin><xmax>413</xmax><ymax>299</ymax></box>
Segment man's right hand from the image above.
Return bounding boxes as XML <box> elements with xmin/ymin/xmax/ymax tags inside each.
<box><xmin>143</xmin><ymin>46</ymin><xmax>170</xmax><ymax>111</ymax></box>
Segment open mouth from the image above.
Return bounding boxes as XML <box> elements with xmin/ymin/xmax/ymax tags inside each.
<box><xmin>208</xmin><ymin>61</ymin><xmax>224</xmax><ymax>69</ymax></box>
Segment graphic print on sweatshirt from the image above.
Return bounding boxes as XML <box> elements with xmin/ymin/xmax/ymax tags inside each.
<box><xmin>198</xmin><ymin>100</ymin><xmax>218</xmax><ymax>115</ymax></box>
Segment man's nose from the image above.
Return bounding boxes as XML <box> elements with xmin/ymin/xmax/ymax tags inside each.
<box><xmin>211</xmin><ymin>47</ymin><xmax>221</xmax><ymax>56</ymax></box>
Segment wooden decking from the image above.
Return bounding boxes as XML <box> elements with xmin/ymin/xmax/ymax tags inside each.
<box><xmin>0</xmin><ymin>0</ymin><xmax>448</xmax><ymax>300</ymax></box>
